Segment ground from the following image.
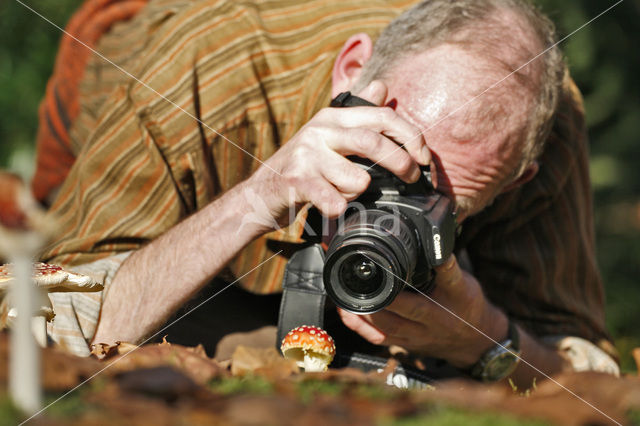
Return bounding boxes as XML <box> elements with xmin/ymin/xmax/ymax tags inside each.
<box><xmin>1</xmin><ymin>334</ymin><xmax>639</xmax><ymax>426</ymax></box>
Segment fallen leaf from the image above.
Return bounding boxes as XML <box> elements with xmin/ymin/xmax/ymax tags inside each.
<box><xmin>107</xmin><ymin>341</ymin><xmax>229</xmax><ymax>385</ymax></box>
<box><xmin>90</xmin><ymin>342</ymin><xmax>120</xmax><ymax>360</ymax></box>
<box><xmin>90</xmin><ymin>341</ymin><xmax>138</xmax><ymax>360</ymax></box>
<box><xmin>231</xmin><ymin>345</ymin><xmax>299</xmax><ymax>379</ymax></box>
<box><xmin>115</xmin><ymin>366</ymin><xmax>201</xmax><ymax>402</ymax></box>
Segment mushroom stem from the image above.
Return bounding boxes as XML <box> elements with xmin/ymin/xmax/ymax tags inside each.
<box><xmin>9</xmin><ymin>257</ymin><xmax>42</xmax><ymax>414</ymax></box>
<box><xmin>31</xmin><ymin>315</ymin><xmax>47</xmax><ymax>348</ymax></box>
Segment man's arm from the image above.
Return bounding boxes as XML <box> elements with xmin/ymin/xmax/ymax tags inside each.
<box><xmin>92</xmin><ymin>178</ymin><xmax>268</xmax><ymax>344</ymax></box>
<box><xmin>92</xmin><ymin>81</ymin><xmax>432</xmax><ymax>345</ymax></box>
<box><xmin>338</xmin><ymin>254</ymin><xmax>573</xmax><ymax>389</ymax></box>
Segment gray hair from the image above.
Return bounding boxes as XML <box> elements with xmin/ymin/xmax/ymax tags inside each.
<box><xmin>355</xmin><ymin>0</ymin><xmax>566</xmax><ymax>177</ymax></box>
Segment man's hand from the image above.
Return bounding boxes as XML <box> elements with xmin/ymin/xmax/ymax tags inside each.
<box><xmin>338</xmin><ymin>254</ymin><xmax>509</xmax><ymax>368</ymax></box>
<box><xmin>246</xmin><ymin>80</ymin><xmax>432</xmax><ymax>229</ymax></box>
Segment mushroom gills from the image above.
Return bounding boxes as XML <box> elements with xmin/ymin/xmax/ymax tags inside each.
<box><xmin>283</xmin><ymin>347</ymin><xmax>332</xmax><ymax>372</ymax></box>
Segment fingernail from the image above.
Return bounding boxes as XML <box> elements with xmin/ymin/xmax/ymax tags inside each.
<box><xmin>411</xmin><ymin>167</ymin><xmax>421</xmax><ymax>183</ymax></box>
<box><xmin>421</xmin><ymin>146</ymin><xmax>431</xmax><ymax>165</ymax></box>
<box><xmin>444</xmin><ymin>255</ymin><xmax>456</xmax><ymax>270</ymax></box>
<box><xmin>429</xmin><ymin>160</ymin><xmax>438</xmax><ymax>189</ymax></box>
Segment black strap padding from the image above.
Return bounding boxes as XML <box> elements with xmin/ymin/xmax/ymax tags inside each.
<box><xmin>276</xmin><ymin>244</ymin><xmax>327</xmax><ymax>351</ymax></box>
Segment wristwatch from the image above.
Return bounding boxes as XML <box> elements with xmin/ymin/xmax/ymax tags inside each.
<box><xmin>469</xmin><ymin>320</ymin><xmax>521</xmax><ymax>382</ymax></box>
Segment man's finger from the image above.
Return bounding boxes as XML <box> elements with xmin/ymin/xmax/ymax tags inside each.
<box><xmin>319</xmin><ymin>149</ymin><xmax>371</xmax><ymax>198</ymax></box>
<box><xmin>337</xmin><ymin>308</ymin><xmax>386</xmax><ymax>345</ymax></box>
<box><xmin>433</xmin><ymin>254</ymin><xmax>464</xmax><ymax>292</ymax></box>
<box><xmin>328</xmin><ymin>128</ymin><xmax>421</xmax><ymax>183</ymax></box>
<box><xmin>356</xmin><ymin>80</ymin><xmax>388</xmax><ymax>106</ymax></box>
<box><xmin>383</xmin><ymin>290</ymin><xmax>431</xmax><ymax>323</ymax></box>
<box><xmin>356</xmin><ymin>81</ymin><xmax>430</xmax><ymax>167</ymax></box>
<box><xmin>321</xmin><ymin>107</ymin><xmax>430</xmax><ymax>167</ymax></box>
<box><xmin>298</xmin><ymin>178</ymin><xmax>347</xmax><ymax>218</ymax></box>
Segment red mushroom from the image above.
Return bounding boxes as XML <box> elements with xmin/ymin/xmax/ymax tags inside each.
<box><xmin>280</xmin><ymin>325</ymin><xmax>336</xmax><ymax>372</ymax></box>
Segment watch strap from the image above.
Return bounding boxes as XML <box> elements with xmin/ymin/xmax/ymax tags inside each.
<box><xmin>469</xmin><ymin>319</ymin><xmax>521</xmax><ymax>382</ymax></box>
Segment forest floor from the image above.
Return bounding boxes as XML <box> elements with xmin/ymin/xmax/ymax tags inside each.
<box><xmin>1</xmin><ymin>333</ymin><xmax>639</xmax><ymax>426</ymax></box>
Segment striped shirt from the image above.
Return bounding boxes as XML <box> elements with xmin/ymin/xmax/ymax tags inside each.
<box><xmin>39</xmin><ymin>0</ymin><xmax>616</xmax><ymax>363</ymax></box>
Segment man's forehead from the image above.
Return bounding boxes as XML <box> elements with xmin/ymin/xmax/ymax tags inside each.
<box><xmin>385</xmin><ymin>45</ymin><xmax>530</xmax><ymax>129</ymax></box>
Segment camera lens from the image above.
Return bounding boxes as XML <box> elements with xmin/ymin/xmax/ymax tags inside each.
<box><xmin>339</xmin><ymin>254</ymin><xmax>383</xmax><ymax>296</ymax></box>
<box><xmin>323</xmin><ymin>209</ymin><xmax>419</xmax><ymax>314</ymax></box>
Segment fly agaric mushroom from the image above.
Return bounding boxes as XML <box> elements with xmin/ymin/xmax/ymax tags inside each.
<box><xmin>0</xmin><ymin>262</ymin><xmax>103</xmax><ymax>345</ymax></box>
<box><xmin>0</xmin><ymin>171</ymin><xmax>45</xmax><ymax>414</ymax></box>
<box><xmin>280</xmin><ymin>325</ymin><xmax>336</xmax><ymax>372</ymax></box>
<box><xmin>0</xmin><ymin>262</ymin><xmax>103</xmax><ymax>294</ymax></box>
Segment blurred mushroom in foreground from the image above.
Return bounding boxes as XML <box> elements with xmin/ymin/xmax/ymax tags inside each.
<box><xmin>0</xmin><ymin>170</ymin><xmax>45</xmax><ymax>414</ymax></box>
<box><xmin>0</xmin><ymin>262</ymin><xmax>103</xmax><ymax>344</ymax></box>
<box><xmin>280</xmin><ymin>325</ymin><xmax>336</xmax><ymax>372</ymax></box>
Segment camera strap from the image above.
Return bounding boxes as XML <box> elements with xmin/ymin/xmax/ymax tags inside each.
<box><xmin>276</xmin><ymin>244</ymin><xmax>437</xmax><ymax>389</ymax></box>
<box><xmin>276</xmin><ymin>243</ymin><xmax>327</xmax><ymax>349</ymax></box>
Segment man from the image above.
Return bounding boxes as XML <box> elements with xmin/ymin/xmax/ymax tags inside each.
<box><xmin>38</xmin><ymin>0</ymin><xmax>618</xmax><ymax>387</ymax></box>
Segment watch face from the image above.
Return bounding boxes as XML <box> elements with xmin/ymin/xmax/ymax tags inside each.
<box><xmin>483</xmin><ymin>352</ymin><xmax>519</xmax><ymax>382</ymax></box>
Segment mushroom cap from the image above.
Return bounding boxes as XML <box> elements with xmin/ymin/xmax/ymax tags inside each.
<box><xmin>0</xmin><ymin>262</ymin><xmax>103</xmax><ymax>292</ymax></box>
<box><xmin>280</xmin><ymin>325</ymin><xmax>336</xmax><ymax>372</ymax></box>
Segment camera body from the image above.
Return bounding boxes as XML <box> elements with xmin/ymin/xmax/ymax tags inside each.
<box><xmin>321</xmin><ymin>92</ymin><xmax>457</xmax><ymax>314</ymax></box>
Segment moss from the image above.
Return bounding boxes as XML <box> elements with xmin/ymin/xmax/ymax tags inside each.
<box><xmin>296</xmin><ymin>379</ymin><xmax>346</xmax><ymax>404</ymax></box>
<box><xmin>0</xmin><ymin>394</ymin><xmax>23</xmax><ymax>426</ymax></box>
<box><xmin>0</xmin><ymin>390</ymin><xmax>91</xmax><ymax>425</ymax></box>
<box><xmin>208</xmin><ymin>375</ymin><xmax>274</xmax><ymax>396</ymax></box>
<box><xmin>43</xmin><ymin>391</ymin><xmax>90</xmax><ymax>420</ymax></box>
<box><xmin>628</xmin><ymin>409</ymin><xmax>640</xmax><ymax>426</ymax></box>
<box><xmin>381</xmin><ymin>405</ymin><xmax>551</xmax><ymax>426</ymax></box>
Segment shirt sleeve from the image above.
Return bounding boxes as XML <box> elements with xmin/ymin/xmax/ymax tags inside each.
<box><xmin>47</xmin><ymin>251</ymin><xmax>132</xmax><ymax>356</ymax></box>
<box><xmin>458</xmin><ymin>76</ymin><xmax>618</xmax><ymax>362</ymax></box>
<box><xmin>542</xmin><ymin>335</ymin><xmax>620</xmax><ymax>376</ymax></box>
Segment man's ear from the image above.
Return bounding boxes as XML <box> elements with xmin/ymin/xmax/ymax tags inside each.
<box><xmin>331</xmin><ymin>33</ymin><xmax>374</xmax><ymax>98</ymax></box>
<box><xmin>500</xmin><ymin>161</ymin><xmax>539</xmax><ymax>193</ymax></box>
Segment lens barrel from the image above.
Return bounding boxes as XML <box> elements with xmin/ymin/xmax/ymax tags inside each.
<box><xmin>324</xmin><ymin>209</ymin><xmax>418</xmax><ymax>313</ymax></box>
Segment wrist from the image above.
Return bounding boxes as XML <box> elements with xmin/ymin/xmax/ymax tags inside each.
<box><xmin>453</xmin><ymin>303</ymin><xmax>509</xmax><ymax>369</ymax></box>
<box><xmin>231</xmin><ymin>177</ymin><xmax>283</xmax><ymax>236</ymax></box>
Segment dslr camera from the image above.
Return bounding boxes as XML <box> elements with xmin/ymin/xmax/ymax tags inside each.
<box><xmin>320</xmin><ymin>92</ymin><xmax>457</xmax><ymax>314</ymax></box>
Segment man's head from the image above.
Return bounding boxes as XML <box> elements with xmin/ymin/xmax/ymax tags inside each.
<box><xmin>331</xmin><ymin>0</ymin><xmax>565</xmax><ymax>220</ymax></box>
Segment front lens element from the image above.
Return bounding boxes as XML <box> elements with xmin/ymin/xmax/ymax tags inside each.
<box><xmin>339</xmin><ymin>254</ymin><xmax>383</xmax><ymax>297</ymax></box>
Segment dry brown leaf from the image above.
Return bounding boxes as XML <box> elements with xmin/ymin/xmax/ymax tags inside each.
<box><xmin>106</xmin><ymin>341</ymin><xmax>228</xmax><ymax>385</ymax></box>
<box><xmin>90</xmin><ymin>341</ymin><xmax>137</xmax><ymax>360</ymax></box>
<box><xmin>215</xmin><ymin>325</ymin><xmax>277</xmax><ymax>361</ymax></box>
<box><xmin>187</xmin><ymin>343</ymin><xmax>207</xmax><ymax>358</ymax></box>
<box><xmin>114</xmin><ymin>341</ymin><xmax>138</xmax><ymax>355</ymax></box>
<box><xmin>115</xmin><ymin>366</ymin><xmax>201</xmax><ymax>402</ymax></box>
<box><xmin>90</xmin><ymin>342</ymin><xmax>114</xmax><ymax>360</ymax></box>
<box><xmin>231</xmin><ymin>345</ymin><xmax>299</xmax><ymax>379</ymax></box>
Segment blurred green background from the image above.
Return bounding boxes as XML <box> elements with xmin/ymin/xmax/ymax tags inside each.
<box><xmin>0</xmin><ymin>1</ymin><xmax>638</xmax><ymax>371</ymax></box>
